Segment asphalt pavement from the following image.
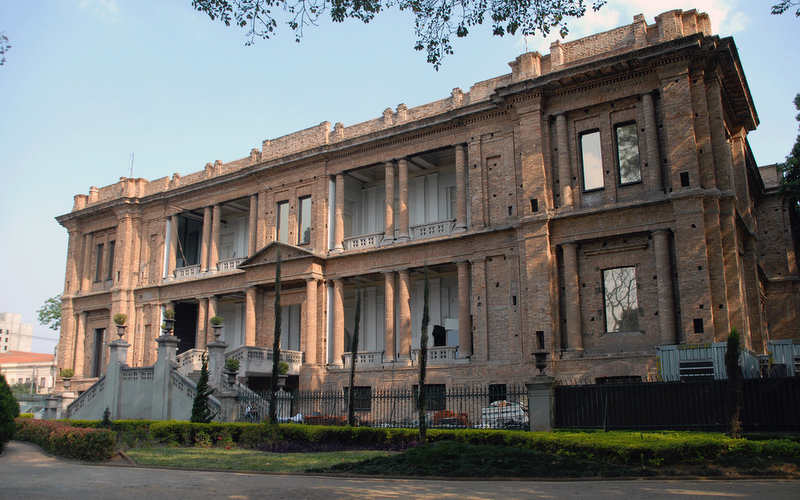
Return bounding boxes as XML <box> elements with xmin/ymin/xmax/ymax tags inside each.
<box><xmin>1</xmin><ymin>441</ymin><xmax>797</xmax><ymax>499</ymax></box>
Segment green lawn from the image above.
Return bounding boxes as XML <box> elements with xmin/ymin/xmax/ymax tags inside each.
<box><xmin>124</xmin><ymin>447</ymin><xmax>396</xmax><ymax>473</ymax></box>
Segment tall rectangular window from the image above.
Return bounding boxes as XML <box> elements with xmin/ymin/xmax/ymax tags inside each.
<box><xmin>106</xmin><ymin>240</ymin><xmax>116</xmax><ymax>280</ymax></box>
<box><xmin>603</xmin><ymin>267</ymin><xmax>639</xmax><ymax>332</ymax></box>
<box><xmin>580</xmin><ymin>130</ymin><xmax>604</xmax><ymax>191</ymax></box>
<box><xmin>277</xmin><ymin>201</ymin><xmax>289</xmax><ymax>244</ymax></box>
<box><xmin>615</xmin><ymin>123</ymin><xmax>641</xmax><ymax>184</ymax></box>
<box><xmin>94</xmin><ymin>243</ymin><xmax>104</xmax><ymax>282</ymax></box>
<box><xmin>298</xmin><ymin>196</ymin><xmax>311</xmax><ymax>245</ymax></box>
<box><xmin>413</xmin><ymin>384</ymin><xmax>446</xmax><ymax>411</ymax></box>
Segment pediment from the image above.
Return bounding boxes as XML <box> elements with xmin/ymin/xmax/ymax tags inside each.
<box><xmin>238</xmin><ymin>242</ymin><xmax>319</xmax><ymax>268</ymax></box>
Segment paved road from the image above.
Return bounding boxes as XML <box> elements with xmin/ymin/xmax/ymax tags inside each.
<box><xmin>1</xmin><ymin>441</ymin><xmax>797</xmax><ymax>500</ymax></box>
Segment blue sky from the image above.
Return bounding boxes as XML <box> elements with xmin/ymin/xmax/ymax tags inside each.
<box><xmin>1</xmin><ymin>1</ymin><xmax>798</xmax><ymax>353</ymax></box>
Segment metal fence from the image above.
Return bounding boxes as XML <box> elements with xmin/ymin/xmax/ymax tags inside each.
<box><xmin>237</xmin><ymin>384</ymin><xmax>529</xmax><ymax>430</ymax></box>
<box><xmin>554</xmin><ymin>376</ymin><xmax>800</xmax><ymax>432</ymax></box>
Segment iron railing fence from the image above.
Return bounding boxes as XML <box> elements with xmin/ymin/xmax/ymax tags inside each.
<box><xmin>237</xmin><ymin>384</ymin><xmax>529</xmax><ymax>430</ymax></box>
<box><xmin>554</xmin><ymin>376</ymin><xmax>800</xmax><ymax>432</ymax></box>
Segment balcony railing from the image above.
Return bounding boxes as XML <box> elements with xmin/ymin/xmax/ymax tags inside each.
<box><xmin>410</xmin><ymin>219</ymin><xmax>455</xmax><ymax>240</ymax></box>
<box><xmin>412</xmin><ymin>346</ymin><xmax>460</xmax><ymax>364</ymax></box>
<box><xmin>343</xmin><ymin>232</ymin><xmax>383</xmax><ymax>250</ymax></box>
<box><xmin>342</xmin><ymin>350</ymin><xmax>385</xmax><ymax>368</ymax></box>
<box><xmin>217</xmin><ymin>257</ymin><xmax>246</xmax><ymax>272</ymax></box>
<box><xmin>227</xmin><ymin>346</ymin><xmax>303</xmax><ymax>375</ymax></box>
<box><xmin>174</xmin><ymin>264</ymin><xmax>201</xmax><ymax>278</ymax></box>
<box><xmin>176</xmin><ymin>348</ymin><xmax>206</xmax><ymax>376</ymax></box>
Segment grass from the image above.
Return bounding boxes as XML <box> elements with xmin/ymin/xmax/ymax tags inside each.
<box><xmin>124</xmin><ymin>447</ymin><xmax>396</xmax><ymax>473</ymax></box>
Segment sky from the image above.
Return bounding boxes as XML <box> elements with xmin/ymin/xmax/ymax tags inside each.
<box><xmin>1</xmin><ymin>1</ymin><xmax>798</xmax><ymax>354</ymax></box>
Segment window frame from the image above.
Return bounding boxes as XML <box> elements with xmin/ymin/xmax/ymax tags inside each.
<box><xmin>602</xmin><ymin>266</ymin><xmax>640</xmax><ymax>333</ymax></box>
<box><xmin>276</xmin><ymin>200</ymin><xmax>289</xmax><ymax>244</ymax></box>
<box><xmin>106</xmin><ymin>240</ymin><xmax>116</xmax><ymax>281</ymax></box>
<box><xmin>413</xmin><ymin>383</ymin><xmax>446</xmax><ymax>411</ymax></box>
<box><xmin>579</xmin><ymin>129</ymin><xmax>604</xmax><ymax>192</ymax></box>
<box><xmin>298</xmin><ymin>196</ymin><xmax>311</xmax><ymax>245</ymax></box>
<box><xmin>94</xmin><ymin>243</ymin><xmax>104</xmax><ymax>282</ymax></box>
<box><xmin>614</xmin><ymin>121</ymin><xmax>642</xmax><ymax>186</ymax></box>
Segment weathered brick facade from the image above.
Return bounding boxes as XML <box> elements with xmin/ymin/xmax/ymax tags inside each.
<box><xmin>56</xmin><ymin>10</ymin><xmax>800</xmax><ymax>393</ymax></box>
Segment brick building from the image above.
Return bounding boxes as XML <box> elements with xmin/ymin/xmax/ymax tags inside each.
<box><xmin>55</xmin><ymin>10</ymin><xmax>800</xmax><ymax>394</ymax></box>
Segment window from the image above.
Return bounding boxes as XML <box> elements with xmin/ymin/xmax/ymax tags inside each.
<box><xmin>603</xmin><ymin>267</ymin><xmax>639</xmax><ymax>332</ymax></box>
<box><xmin>176</xmin><ymin>215</ymin><xmax>202</xmax><ymax>267</ymax></box>
<box><xmin>615</xmin><ymin>123</ymin><xmax>641</xmax><ymax>184</ymax></box>
<box><xmin>106</xmin><ymin>240</ymin><xmax>116</xmax><ymax>280</ymax></box>
<box><xmin>298</xmin><ymin>196</ymin><xmax>311</xmax><ymax>245</ymax></box>
<box><xmin>344</xmin><ymin>386</ymin><xmax>372</xmax><ymax>411</ymax></box>
<box><xmin>277</xmin><ymin>201</ymin><xmax>289</xmax><ymax>244</ymax></box>
<box><xmin>94</xmin><ymin>243</ymin><xmax>104</xmax><ymax>282</ymax></box>
<box><xmin>580</xmin><ymin>130</ymin><xmax>603</xmax><ymax>191</ymax></box>
<box><xmin>413</xmin><ymin>384</ymin><xmax>446</xmax><ymax>411</ymax></box>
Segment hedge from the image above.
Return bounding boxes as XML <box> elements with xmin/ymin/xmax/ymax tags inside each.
<box><xmin>14</xmin><ymin>419</ymin><xmax>116</xmax><ymax>461</ymax></box>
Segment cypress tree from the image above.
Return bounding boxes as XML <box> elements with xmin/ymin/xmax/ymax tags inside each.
<box><xmin>191</xmin><ymin>353</ymin><xmax>216</xmax><ymax>423</ymax></box>
<box><xmin>725</xmin><ymin>328</ymin><xmax>743</xmax><ymax>439</ymax></box>
<box><xmin>0</xmin><ymin>374</ymin><xmax>20</xmax><ymax>454</ymax></box>
<box><xmin>347</xmin><ymin>281</ymin><xmax>361</xmax><ymax>426</ymax></box>
<box><xmin>418</xmin><ymin>264</ymin><xmax>430</xmax><ymax>444</ymax></box>
<box><xmin>269</xmin><ymin>247</ymin><xmax>282</xmax><ymax>425</ymax></box>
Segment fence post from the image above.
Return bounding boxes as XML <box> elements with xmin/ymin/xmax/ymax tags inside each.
<box><xmin>526</xmin><ymin>376</ymin><xmax>555</xmax><ymax>431</ymax></box>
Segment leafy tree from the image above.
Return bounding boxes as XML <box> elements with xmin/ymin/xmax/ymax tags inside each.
<box><xmin>191</xmin><ymin>354</ymin><xmax>217</xmax><ymax>423</ymax></box>
<box><xmin>269</xmin><ymin>247</ymin><xmax>282</xmax><ymax>425</ymax></box>
<box><xmin>192</xmin><ymin>0</ymin><xmax>606</xmax><ymax>68</ymax></box>
<box><xmin>417</xmin><ymin>264</ymin><xmax>430</xmax><ymax>444</ymax></box>
<box><xmin>725</xmin><ymin>328</ymin><xmax>743</xmax><ymax>439</ymax></box>
<box><xmin>37</xmin><ymin>295</ymin><xmax>62</xmax><ymax>331</ymax></box>
<box><xmin>1</xmin><ymin>374</ymin><xmax>20</xmax><ymax>454</ymax></box>
<box><xmin>779</xmin><ymin>93</ymin><xmax>800</xmax><ymax>214</ymax></box>
<box><xmin>9</xmin><ymin>382</ymin><xmax>33</xmax><ymax>397</ymax></box>
<box><xmin>0</xmin><ymin>31</ymin><xmax>9</xmax><ymax>66</ymax></box>
<box><xmin>347</xmin><ymin>281</ymin><xmax>361</xmax><ymax>427</ymax></box>
<box><xmin>772</xmin><ymin>1</ymin><xmax>800</xmax><ymax>17</ymax></box>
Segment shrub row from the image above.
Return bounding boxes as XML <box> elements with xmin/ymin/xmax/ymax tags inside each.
<box><xmin>53</xmin><ymin>417</ymin><xmax>800</xmax><ymax>467</ymax></box>
<box><xmin>14</xmin><ymin>418</ymin><xmax>116</xmax><ymax>461</ymax></box>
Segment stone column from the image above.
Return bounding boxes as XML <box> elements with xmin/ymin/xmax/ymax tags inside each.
<box><xmin>248</xmin><ymin>194</ymin><xmax>258</xmax><ymax>257</ymax></box>
<box><xmin>526</xmin><ymin>376</ymin><xmax>555</xmax><ymax>432</ymax></box>
<box><xmin>198</xmin><ymin>297</ymin><xmax>209</xmax><ymax>347</ymax></box>
<box><xmin>81</xmin><ymin>233</ymin><xmax>93</xmax><ymax>291</ymax></box>
<box><xmin>454</xmin><ymin>144</ymin><xmax>468</xmax><ymax>232</ymax></box>
<box><xmin>304</xmin><ymin>278</ymin><xmax>318</xmax><ymax>365</ymax></box>
<box><xmin>167</xmin><ymin>215</ymin><xmax>178</xmax><ymax>277</ymax></box>
<box><xmin>200</xmin><ymin>206</ymin><xmax>212</xmax><ymax>272</ymax></box>
<box><xmin>208</xmin><ymin>296</ymin><xmax>218</xmax><ymax>342</ymax></box>
<box><xmin>556</xmin><ymin>113</ymin><xmax>573</xmax><ymax>209</ymax></box>
<box><xmin>206</xmin><ymin>335</ymin><xmax>228</xmax><ymax>393</ymax></box>
<box><xmin>642</xmin><ymin>92</ymin><xmax>662</xmax><ymax>192</ymax></box>
<box><xmin>210</xmin><ymin>204</ymin><xmax>221</xmax><ymax>272</ymax></box>
<box><xmin>383</xmin><ymin>161</ymin><xmax>395</xmax><ymax>244</ymax></box>
<box><xmin>653</xmin><ymin>230</ymin><xmax>676</xmax><ymax>344</ymax></box>
<box><xmin>64</xmin><ymin>228</ymin><xmax>81</xmax><ymax>293</ymax></box>
<box><xmin>384</xmin><ymin>272</ymin><xmax>396</xmax><ymax>362</ymax></box>
<box><xmin>245</xmin><ymin>286</ymin><xmax>257</xmax><ymax>346</ymax></box>
<box><xmin>104</xmin><ymin>335</ymin><xmax>130</xmax><ymax>419</ymax></box>
<box><xmin>152</xmin><ymin>331</ymin><xmax>179</xmax><ymax>420</ymax></box>
<box><xmin>332</xmin><ymin>279</ymin><xmax>345</xmax><ymax>367</ymax></box>
<box><xmin>457</xmin><ymin>260</ymin><xmax>473</xmax><ymax>358</ymax></box>
<box><xmin>397</xmin><ymin>159</ymin><xmax>410</xmax><ymax>241</ymax></box>
<box><xmin>74</xmin><ymin>312</ymin><xmax>87</xmax><ymax>377</ymax></box>
<box><xmin>332</xmin><ymin>173</ymin><xmax>345</xmax><ymax>253</ymax></box>
<box><xmin>397</xmin><ymin>269</ymin><xmax>412</xmax><ymax>363</ymax></box>
<box><xmin>562</xmin><ymin>243</ymin><xmax>583</xmax><ymax>352</ymax></box>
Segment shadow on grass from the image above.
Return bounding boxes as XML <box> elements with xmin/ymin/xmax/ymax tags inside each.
<box><xmin>308</xmin><ymin>441</ymin><xmax>657</xmax><ymax>478</ymax></box>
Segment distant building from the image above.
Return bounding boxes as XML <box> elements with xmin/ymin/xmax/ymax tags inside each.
<box><xmin>0</xmin><ymin>313</ymin><xmax>33</xmax><ymax>353</ymax></box>
<box><xmin>55</xmin><ymin>9</ymin><xmax>800</xmax><ymax>396</ymax></box>
<box><xmin>0</xmin><ymin>351</ymin><xmax>55</xmax><ymax>394</ymax></box>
